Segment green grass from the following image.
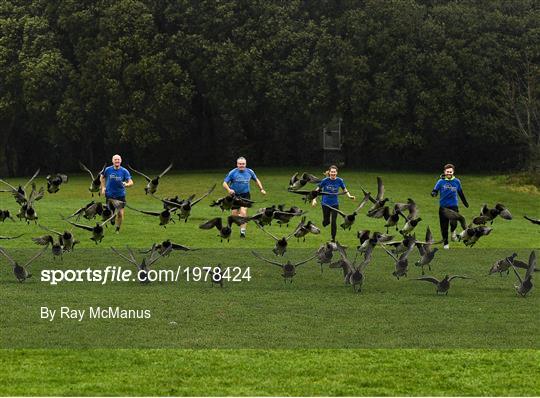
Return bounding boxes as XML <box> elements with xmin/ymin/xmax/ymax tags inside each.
<box><xmin>2</xmin><ymin>349</ymin><xmax>539</xmax><ymax>396</ymax></box>
<box><xmin>0</xmin><ymin>169</ymin><xmax>539</xmax><ymax>395</ymax></box>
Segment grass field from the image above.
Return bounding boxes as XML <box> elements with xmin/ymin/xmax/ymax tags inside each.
<box><xmin>0</xmin><ymin>168</ymin><xmax>539</xmax><ymax>395</ymax></box>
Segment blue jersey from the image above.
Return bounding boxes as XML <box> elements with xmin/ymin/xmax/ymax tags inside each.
<box><xmin>433</xmin><ymin>177</ymin><xmax>464</xmax><ymax>208</ymax></box>
<box><xmin>224</xmin><ymin>168</ymin><xmax>257</xmax><ymax>194</ymax></box>
<box><xmin>319</xmin><ymin>177</ymin><xmax>346</xmax><ymax>207</ymax></box>
<box><xmin>102</xmin><ymin>166</ymin><xmax>131</xmax><ymax>199</ymax></box>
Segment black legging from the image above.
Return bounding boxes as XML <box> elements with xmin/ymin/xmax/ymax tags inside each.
<box><xmin>439</xmin><ymin>206</ymin><xmax>458</xmax><ymax>245</ymax></box>
<box><xmin>322</xmin><ymin>205</ymin><xmax>339</xmax><ymax>241</ymax></box>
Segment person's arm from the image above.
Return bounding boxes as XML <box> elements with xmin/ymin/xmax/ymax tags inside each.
<box><xmin>100</xmin><ymin>174</ymin><xmax>106</xmax><ymax>196</ymax></box>
<box><xmin>311</xmin><ymin>182</ymin><xmax>323</xmax><ymax>206</ymax></box>
<box><xmin>255</xmin><ymin>178</ymin><xmax>266</xmax><ymax>195</ymax></box>
<box><xmin>223</xmin><ymin>171</ymin><xmax>235</xmax><ymax>195</ymax></box>
<box><xmin>431</xmin><ymin>180</ymin><xmax>441</xmax><ymax>197</ymax></box>
<box><xmin>123</xmin><ymin>170</ymin><xmax>133</xmax><ymax>188</ymax></box>
<box><xmin>223</xmin><ymin>181</ymin><xmax>234</xmax><ymax>195</ymax></box>
<box><xmin>457</xmin><ymin>181</ymin><xmax>469</xmax><ymax>208</ymax></box>
<box><xmin>341</xmin><ymin>180</ymin><xmax>355</xmax><ymax>200</ymax></box>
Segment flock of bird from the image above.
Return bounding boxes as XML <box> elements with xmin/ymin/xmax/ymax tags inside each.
<box><xmin>0</xmin><ymin>166</ymin><xmax>538</xmax><ymax>297</ymax></box>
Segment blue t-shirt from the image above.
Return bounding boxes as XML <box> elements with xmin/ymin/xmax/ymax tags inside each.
<box><xmin>102</xmin><ymin>166</ymin><xmax>132</xmax><ymax>199</ymax></box>
<box><xmin>224</xmin><ymin>168</ymin><xmax>257</xmax><ymax>194</ymax></box>
<box><xmin>433</xmin><ymin>177</ymin><xmax>463</xmax><ymax>208</ymax></box>
<box><xmin>319</xmin><ymin>177</ymin><xmax>346</xmax><ymax>207</ymax></box>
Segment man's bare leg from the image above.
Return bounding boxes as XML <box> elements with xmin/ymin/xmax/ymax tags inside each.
<box><xmin>115</xmin><ymin>208</ymin><xmax>125</xmax><ymax>233</ymax></box>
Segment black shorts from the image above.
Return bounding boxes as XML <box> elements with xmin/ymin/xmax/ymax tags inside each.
<box><xmin>232</xmin><ymin>192</ymin><xmax>250</xmax><ymax>210</ymax></box>
<box><xmin>106</xmin><ymin>196</ymin><xmax>126</xmax><ymax>209</ymax></box>
<box><xmin>236</xmin><ymin>192</ymin><xmax>251</xmax><ymax>200</ymax></box>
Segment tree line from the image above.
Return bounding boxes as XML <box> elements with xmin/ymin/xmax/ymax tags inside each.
<box><xmin>1</xmin><ymin>0</ymin><xmax>538</xmax><ymax>176</ymax></box>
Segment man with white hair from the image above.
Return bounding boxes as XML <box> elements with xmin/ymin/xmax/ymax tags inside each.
<box><xmin>223</xmin><ymin>157</ymin><xmax>266</xmax><ymax>238</ymax></box>
<box><xmin>100</xmin><ymin>154</ymin><xmax>133</xmax><ymax>233</ymax></box>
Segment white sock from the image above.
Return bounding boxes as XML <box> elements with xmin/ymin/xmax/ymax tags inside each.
<box><xmin>240</xmin><ymin>228</ymin><xmax>246</xmax><ymax>233</ymax></box>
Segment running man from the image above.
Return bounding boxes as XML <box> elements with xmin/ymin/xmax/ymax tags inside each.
<box><xmin>100</xmin><ymin>154</ymin><xmax>133</xmax><ymax>233</ymax></box>
<box><xmin>223</xmin><ymin>157</ymin><xmax>266</xmax><ymax>238</ymax></box>
<box><xmin>431</xmin><ymin>163</ymin><xmax>469</xmax><ymax>249</ymax></box>
<box><xmin>311</xmin><ymin>165</ymin><xmax>355</xmax><ymax>242</ymax></box>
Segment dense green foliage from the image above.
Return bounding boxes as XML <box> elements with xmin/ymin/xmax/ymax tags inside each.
<box><xmin>1</xmin><ymin>0</ymin><xmax>539</xmax><ymax>174</ymax></box>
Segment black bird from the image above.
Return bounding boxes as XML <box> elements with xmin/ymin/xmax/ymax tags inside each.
<box><xmin>46</xmin><ymin>173</ymin><xmax>68</xmax><ymax>193</ymax></box>
<box><xmin>513</xmin><ymin>250</ymin><xmax>536</xmax><ymax>297</ymax></box>
<box><xmin>175</xmin><ymin>184</ymin><xmax>216</xmax><ymax>222</ymax></box>
<box><xmin>381</xmin><ymin>239</ymin><xmax>416</xmax><ymax>279</ymax></box>
<box><xmin>0</xmin><ymin>210</ymin><xmax>15</xmax><ymax>222</ymax></box>
<box><xmin>141</xmin><ymin>240</ymin><xmax>195</xmax><ymax>256</ymax></box>
<box><xmin>31</xmin><ymin>234</ymin><xmax>63</xmax><ymax>260</ymax></box>
<box><xmin>523</xmin><ymin>215</ymin><xmax>540</xmax><ymax>225</ymax></box>
<box><xmin>67</xmin><ymin>201</ymin><xmax>104</xmax><ymax>221</ymax></box>
<box><xmin>128</xmin><ymin>163</ymin><xmax>173</xmax><ymax>195</ymax></box>
<box><xmin>398</xmin><ymin>204</ymin><xmax>422</xmax><ymax>235</ymax></box>
<box><xmin>63</xmin><ymin>213</ymin><xmax>116</xmax><ymax>244</ymax></box>
<box><xmin>415</xmin><ymin>226</ymin><xmax>441</xmax><ymax>275</ymax></box>
<box><xmin>382</xmin><ymin>206</ymin><xmax>401</xmax><ymax>233</ymax></box>
<box><xmin>288</xmin><ymin>172</ymin><xmax>321</xmax><ymax>191</ymax></box>
<box><xmin>210</xmin><ymin>195</ymin><xmax>255</xmax><ymax>211</ymax></box>
<box><xmin>473</xmin><ymin>203</ymin><xmax>513</xmax><ymax>225</ymax></box>
<box><xmin>488</xmin><ymin>253</ymin><xmax>519</xmax><ymax>276</ymax></box>
<box><xmin>199</xmin><ymin>216</ymin><xmax>250</xmax><ymax>242</ymax></box>
<box><xmin>365</xmin><ymin>177</ymin><xmax>389</xmax><ymax>218</ymax></box>
<box><xmin>383</xmin><ymin>234</ymin><xmax>421</xmax><ymax>255</ymax></box>
<box><xmin>393</xmin><ymin>198</ymin><xmax>417</xmax><ymax>215</ymax></box>
<box><xmin>38</xmin><ymin>225</ymin><xmax>79</xmax><ymax>252</ymax></box>
<box><xmin>0</xmin><ymin>168</ymin><xmax>40</xmax><ymax>205</ymax></box>
<box><xmin>316</xmin><ymin>241</ymin><xmax>336</xmax><ymax>273</ymax></box>
<box><xmin>273</xmin><ymin>205</ymin><xmax>305</xmax><ymax>227</ymax></box>
<box><xmin>111</xmin><ymin>245</ymin><xmax>166</xmax><ymax>283</ymax></box>
<box><xmin>252</xmin><ymin>251</ymin><xmax>316</xmax><ymax>283</ymax></box>
<box><xmin>17</xmin><ymin>183</ymin><xmax>42</xmax><ymax>224</ymax></box>
<box><xmin>256</xmin><ymin>223</ymin><xmax>301</xmax><ymax>256</ymax></box>
<box><xmin>250</xmin><ymin>205</ymin><xmax>278</xmax><ymax>227</ymax></box>
<box><xmin>0</xmin><ymin>245</ymin><xmax>47</xmax><ymax>282</ymax></box>
<box><xmin>80</xmin><ymin>162</ymin><xmax>106</xmax><ymax>196</ymax></box>
<box><xmin>458</xmin><ymin>225</ymin><xmax>493</xmax><ymax>247</ymax></box>
<box><xmin>161</xmin><ymin>195</ymin><xmax>184</xmax><ymax>211</ymax></box>
<box><xmin>288</xmin><ymin>189</ymin><xmax>343</xmax><ymax>203</ymax></box>
<box><xmin>323</xmin><ymin>192</ymin><xmax>371</xmax><ymax>230</ymax></box>
<box><xmin>330</xmin><ymin>242</ymin><xmax>371</xmax><ymax>292</ymax></box>
<box><xmin>440</xmin><ymin>207</ymin><xmax>467</xmax><ymax>230</ymax></box>
<box><xmin>413</xmin><ymin>275</ymin><xmax>472</xmax><ymax>295</ymax></box>
<box><xmin>126</xmin><ymin>204</ymin><xmax>176</xmax><ymax>227</ymax></box>
<box><xmin>356</xmin><ymin>230</ymin><xmax>393</xmax><ymax>256</ymax></box>
<box><xmin>293</xmin><ymin>216</ymin><xmax>321</xmax><ymax>242</ymax></box>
